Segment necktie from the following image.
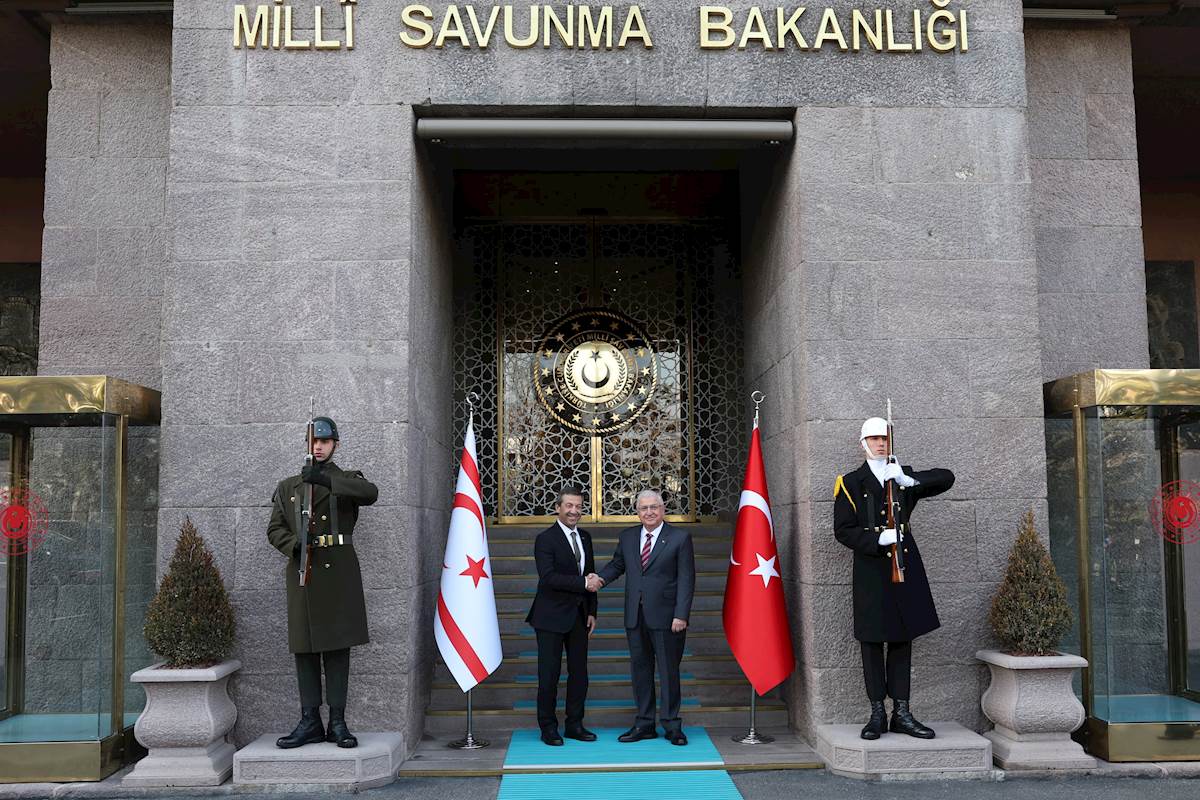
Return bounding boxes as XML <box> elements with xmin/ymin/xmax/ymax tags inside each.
<box><xmin>641</xmin><ymin>531</ymin><xmax>653</xmax><ymax>570</ymax></box>
<box><xmin>569</xmin><ymin>530</ymin><xmax>582</xmax><ymax>574</ymax></box>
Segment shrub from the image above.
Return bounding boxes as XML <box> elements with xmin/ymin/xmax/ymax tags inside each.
<box><xmin>988</xmin><ymin>511</ymin><xmax>1073</xmax><ymax>656</ymax></box>
<box><xmin>143</xmin><ymin>517</ymin><xmax>236</xmax><ymax>668</ymax></box>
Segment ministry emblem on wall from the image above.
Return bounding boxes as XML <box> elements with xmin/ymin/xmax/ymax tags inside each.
<box><xmin>534</xmin><ymin>309</ymin><xmax>657</xmax><ymax>435</ymax></box>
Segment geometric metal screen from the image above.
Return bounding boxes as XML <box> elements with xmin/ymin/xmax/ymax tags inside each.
<box><xmin>452</xmin><ymin>219</ymin><xmax>743</xmax><ymax>522</ymax></box>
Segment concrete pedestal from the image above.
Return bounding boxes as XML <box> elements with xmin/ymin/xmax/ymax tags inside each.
<box><xmin>815</xmin><ymin>722</ymin><xmax>994</xmax><ymax>780</ymax></box>
<box><xmin>233</xmin><ymin>732</ymin><xmax>405</xmax><ymax>790</ymax></box>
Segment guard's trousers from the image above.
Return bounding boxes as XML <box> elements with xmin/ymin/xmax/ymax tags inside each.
<box><xmin>296</xmin><ymin>647</ymin><xmax>350</xmax><ymax>707</ymax></box>
<box><xmin>860</xmin><ymin>640</ymin><xmax>912</xmax><ymax>702</ymax></box>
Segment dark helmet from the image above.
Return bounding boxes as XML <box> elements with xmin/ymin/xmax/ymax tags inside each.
<box><xmin>313</xmin><ymin>416</ymin><xmax>339</xmax><ymax>441</ymax></box>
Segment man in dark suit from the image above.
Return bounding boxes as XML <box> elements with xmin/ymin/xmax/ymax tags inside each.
<box><xmin>593</xmin><ymin>489</ymin><xmax>695</xmax><ymax>746</ymax></box>
<box><xmin>834</xmin><ymin>416</ymin><xmax>954</xmax><ymax>741</ymax></box>
<box><xmin>526</xmin><ymin>485</ymin><xmax>599</xmax><ymax>746</ymax></box>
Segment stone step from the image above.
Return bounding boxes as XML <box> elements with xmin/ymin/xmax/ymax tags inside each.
<box><xmin>494</xmin><ymin>610</ymin><xmax>724</xmax><ymax>634</ymax></box>
<box><xmin>488</xmin><ymin>554</ymin><xmax>734</xmax><ymax>575</ymax></box>
<box><xmin>428</xmin><ymin>681</ymin><xmax>777</xmax><ymax>709</ymax></box>
<box><xmin>814</xmin><ymin>722</ymin><xmax>994</xmax><ymax>780</ymax></box>
<box><xmin>432</xmin><ymin>654</ymin><xmax>747</xmax><ymax>683</ymax></box>
<box><xmin>232</xmin><ymin>732</ymin><xmax>405</xmax><ymax>790</ymax></box>
<box><xmin>492</xmin><ymin>637</ymin><xmax>735</xmax><ymax>658</ymax></box>
<box><xmin>422</xmin><ymin>703</ymin><xmax>787</xmax><ymax>735</ymax></box>
<box><xmin>494</xmin><ymin>591</ymin><xmax>726</xmax><ymax>614</ymax></box>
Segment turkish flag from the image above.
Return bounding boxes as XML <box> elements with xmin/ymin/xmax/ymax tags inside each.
<box><xmin>722</xmin><ymin>421</ymin><xmax>795</xmax><ymax>695</ymax></box>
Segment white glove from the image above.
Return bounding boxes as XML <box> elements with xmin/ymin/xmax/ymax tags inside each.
<box><xmin>878</xmin><ymin>528</ymin><xmax>898</xmax><ymax>546</ymax></box>
<box><xmin>882</xmin><ymin>462</ymin><xmax>916</xmax><ymax>488</ymax></box>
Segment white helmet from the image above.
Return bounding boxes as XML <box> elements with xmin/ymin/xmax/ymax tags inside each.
<box><xmin>860</xmin><ymin>417</ymin><xmax>888</xmax><ymax>441</ymax></box>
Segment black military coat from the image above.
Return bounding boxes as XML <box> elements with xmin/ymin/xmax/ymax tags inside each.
<box><xmin>833</xmin><ymin>461</ymin><xmax>954</xmax><ymax>643</ymax></box>
<box><xmin>267</xmin><ymin>462</ymin><xmax>378</xmax><ymax>654</ymax></box>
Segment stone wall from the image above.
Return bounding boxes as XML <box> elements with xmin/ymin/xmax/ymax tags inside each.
<box><xmin>738</xmin><ymin>0</ymin><xmax>1041</xmax><ymax>737</ymax></box>
<box><xmin>1025</xmin><ymin>24</ymin><xmax>1149</xmax><ymax>380</ymax></box>
<box><xmin>40</xmin><ymin>18</ymin><xmax>171</xmax><ymax>389</ymax></box>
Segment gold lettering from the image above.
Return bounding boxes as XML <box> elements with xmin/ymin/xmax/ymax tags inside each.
<box><xmin>618</xmin><ymin>5</ymin><xmax>652</xmax><ymax>49</ymax></box>
<box><xmin>505</xmin><ymin>4</ymin><xmax>539</xmax><ymax>48</ymax></box>
<box><xmin>960</xmin><ymin>10</ymin><xmax>968</xmax><ymax>51</ymax></box>
<box><xmin>271</xmin><ymin>0</ymin><xmax>282</xmax><ymax>49</ymax></box>
<box><xmin>342</xmin><ymin>0</ymin><xmax>355</xmax><ymax>50</ymax></box>
<box><xmin>468</xmin><ymin>5</ymin><xmax>502</xmax><ymax>47</ymax></box>
<box><xmin>776</xmin><ymin>7</ymin><xmax>807</xmax><ymax>50</ymax></box>
<box><xmin>851</xmin><ymin>9</ymin><xmax>882</xmax><ymax>51</ymax></box>
<box><xmin>913</xmin><ymin>9</ymin><xmax>921</xmax><ymax>50</ymax></box>
<box><xmin>233</xmin><ymin>4</ymin><xmax>269</xmax><ymax>49</ymax></box>
<box><xmin>283</xmin><ymin>6</ymin><xmax>311</xmax><ymax>49</ymax></box>
<box><xmin>543</xmin><ymin>5</ymin><xmax>572</xmax><ymax>47</ymax></box>
<box><xmin>401</xmin><ymin>4</ymin><xmax>434</xmax><ymax>47</ymax></box>
<box><xmin>436</xmin><ymin>5</ymin><xmax>470</xmax><ymax>47</ymax></box>
<box><xmin>813</xmin><ymin>8</ymin><xmax>847</xmax><ymax>51</ymax></box>
<box><xmin>925</xmin><ymin>9</ymin><xmax>956</xmax><ymax>52</ymax></box>
<box><xmin>700</xmin><ymin>6</ymin><xmax>734</xmax><ymax>49</ymax></box>
<box><xmin>578</xmin><ymin>6</ymin><xmax>612</xmax><ymax>49</ymax></box>
<box><xmin>884</xmin><ymin>9</ymin><xmax>910</xmax><ymax>52</ymax></box>
<box><xmin>314</xmin><ymin>7</ymin><xmax>341</xmax><ymax>49</ymax></box>
<box><xmin>739</xmin><ymin>7</ymin><xmax>773</xmax><ymax>50</ymax></box>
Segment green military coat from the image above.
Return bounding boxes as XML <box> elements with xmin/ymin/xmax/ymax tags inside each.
<box><xmin>267</xmin><ymin>462</ymin><xmax>379</xmax><ymax>654</ymax></box>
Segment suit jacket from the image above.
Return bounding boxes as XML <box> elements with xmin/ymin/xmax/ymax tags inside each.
<box><xmin>526</xmin><ymin>523</ymin><xmax>598</xmax><ymax>634</ymax></box>
<box><xmin>833</xmin><ymin>461</ymin><xmax>954</xmax><ymax>643</ymax></box>
<box><xmin>597</xmin><ymin>522</ymin><xmax>695</xmax><ymax>630</ymax></box>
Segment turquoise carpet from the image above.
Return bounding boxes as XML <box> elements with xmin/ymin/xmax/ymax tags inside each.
<box><xmin>503</xmin><ymin>726</ymin><xmax>722</xmax><ymax>770</ymax></box>
<box><xmin>498</xmin><ymin>770</ymin><xmax>742</xmax><ymax>799</ymax></box>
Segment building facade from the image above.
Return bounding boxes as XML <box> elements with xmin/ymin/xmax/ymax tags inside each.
<box><xmin>2</xmin><ymin>0</ymin><xmax>1198</xmax><ymax>767</ymax></box>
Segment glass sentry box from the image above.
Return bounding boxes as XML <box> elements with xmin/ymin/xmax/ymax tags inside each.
<box><xmin>0</xmin><ymin>376</ymin><xmax>159</xmax><ymax>781</ymax></box>
<box><xmin>1045</xmin><ymin>369</ymin><xmax>1200</xmax><ymax>761</ymax></box>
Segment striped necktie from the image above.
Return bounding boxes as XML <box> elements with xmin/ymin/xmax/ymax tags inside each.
<box><xmin>641</xmin><ymin>531</ymin><xmax>653</xmax><ymax>570</ymax></box>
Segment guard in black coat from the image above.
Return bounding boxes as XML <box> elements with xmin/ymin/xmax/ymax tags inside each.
<box><xmin>526</xmin><ymin>485</ymin><xmax>599</xmax><ymax>745</ymax></box>
<box><xmin>834</xmin><ymin>416</ymin><xmax>954</xmax><ymax>741</ymax></box>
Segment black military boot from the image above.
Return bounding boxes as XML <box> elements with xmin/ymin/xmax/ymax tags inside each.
<box><xmin>276</xmin><ymin>707</ymin><xmax>325</xmax><ymax>748</ymax></box>
<box><xmin>326</xmin><ymin>706</ymin><xmax>358</xmax><ymax>748</ymax></box>
<box><xmin>889</xmin><ymin>700</ymin><xmax>936</xmax><ymax>739</ymax></box>
<box><xmin>860</xmin><ymin>701</ymin><xmax>887</xmax><ymax>740</ymax></box>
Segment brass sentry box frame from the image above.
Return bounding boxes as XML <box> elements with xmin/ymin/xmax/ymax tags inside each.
<box><xmin>1044</xmin><ymin>369</ymin><xmax>1200</xmax><ymax>762</ymax></box>
<box><xmin>0</xmin><ymin>376</ymin><xmax>160</xmax><ymax>782</ymax></box>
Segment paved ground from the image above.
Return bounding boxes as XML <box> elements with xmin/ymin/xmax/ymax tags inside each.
<box><xmin>9</xmin><ymin>770</ymin><xmax>1200</xmax><ymax>800</ymax></box>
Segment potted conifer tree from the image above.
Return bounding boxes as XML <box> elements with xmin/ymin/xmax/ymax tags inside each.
<box><xmin>124</xmin><ymin>518</ymin><xmax>240</xmax><ymax>787</ymax></box>
<box><xmin>976</xmin><ymin>511</ymin><xmax>1096</xmax><ymax>769</ymax></box>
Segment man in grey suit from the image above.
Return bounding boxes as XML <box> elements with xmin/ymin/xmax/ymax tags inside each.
<box><xmin>591</xmin><ymin>489</ymin><xmax>696</xmax><ymax>745</ymax></box>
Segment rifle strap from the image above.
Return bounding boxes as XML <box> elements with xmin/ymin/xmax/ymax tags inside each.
<box><xmin>834</xmin><ymin>474</ymin><xmax>857</xmax><ymax>513</ymax></box>
<box><xmin>329</xmin><ymin>491</ymin><xmax>340</xmax><ymax>537</ymax></box>
<box><xmin>294</xmin><ymin>493</ymin><xmax>304</xmax><ymax>540</ymax></box>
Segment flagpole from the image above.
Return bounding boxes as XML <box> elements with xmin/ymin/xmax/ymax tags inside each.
<box><xmin>449</xmin><ymin>688</ymin><xmax>489</xmax><ymax>750</ymax></box>
<box><xmin>447</xmin><ymin>392</ymin><xmax>490</xmax><ymax>750</ymax></box>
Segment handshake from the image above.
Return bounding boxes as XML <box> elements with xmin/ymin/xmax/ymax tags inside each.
<box><xmin>584</xmin><ymin>573</ymin><xmax>605</xmax><ymax>592</ymax></box>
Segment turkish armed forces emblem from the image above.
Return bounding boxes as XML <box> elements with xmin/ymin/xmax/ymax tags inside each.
<box><xmin>534</xmin><ymin>309</ymin><xmax>657</xmax><ymax>435</ymax></box>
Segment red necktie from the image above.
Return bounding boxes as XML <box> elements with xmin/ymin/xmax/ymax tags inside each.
<box><xmin>641</xmin><ymin>532</ymin><xmax>652</xmax><ymax>570</ymax></box>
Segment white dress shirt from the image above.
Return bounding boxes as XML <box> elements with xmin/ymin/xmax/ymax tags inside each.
<box><xmin>640</xmin><ymin>522</ymin><xmax>665</xmax><ymax>559</ymax></box>
<box><xmin>557</xmin><ymin>519</ymin><xmax>584</xmax><ymax>574</ymax></box>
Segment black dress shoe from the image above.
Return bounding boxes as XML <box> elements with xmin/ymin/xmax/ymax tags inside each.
<box><xmin>617</xmin><ymin>726</ymin><xmax>657</xmax><ymax>743</ymax></box>
<box><xmin>540</xmin><ymin>729</ymin><xmax>564</xmax><ymax>746</ymax></box>
<box><xmin>860</xmin><ymin>701</ymin><xmax>887</xmax><ymax>741</ymax></box>
<box><xmin>890</xmin><ymin>700</ymin><xmax>935</xmax><ymax>739</ymax></box>
<box><xmin>326</xmin><ymin>706</ymin><xmax>358</xmax><ymax>748</ymax></box>
<box><xmin>666</xmin><ymin>730</ymin><xmax>688</xmax><ymax>746</ymax></box>
<box><xmin>564</xmin><ymin>725</ymin><xmax>597</xmax><ymax>742</ymax></box>
<box><xmin>276</xmin><ymin>707</ymin><xmax>325</xmax><ymax>749</ymax></box>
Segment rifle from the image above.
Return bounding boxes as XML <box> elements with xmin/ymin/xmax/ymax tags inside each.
<box><xmin>885</xmin><ymin>399</ymin><xmax>906</xmax><ymax>584</ymax></box>
<box><xmin>299</xmin><ymin>397</ymin><xmax>315</xmax><ymax>587</ymax></box>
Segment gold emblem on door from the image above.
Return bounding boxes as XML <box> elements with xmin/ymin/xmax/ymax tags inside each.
<box><xmin>534</xmin><ymin>309</ymin><xmax>657</xmax><ymax>435</ymax></box>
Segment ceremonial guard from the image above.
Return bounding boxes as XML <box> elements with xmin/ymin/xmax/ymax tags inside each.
<box><xmin>834</xmin><ymin>415</ymin><xmax>954</xmax><ymax>741</ymax></box>
<box><xmin>267</xmin><ymin>416</ymin><xmax>379</xmax><ymax>749</ymax></box>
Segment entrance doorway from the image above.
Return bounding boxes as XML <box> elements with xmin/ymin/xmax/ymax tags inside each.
<box><xmin>451</xmin><ymin>172</ymin><xmax>745</xmax><ymax>523</ymax></box>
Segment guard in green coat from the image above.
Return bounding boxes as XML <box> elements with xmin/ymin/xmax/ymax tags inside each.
<box><xmin>267</xmin><ymin>416</ymin><xmax>378</xmax><ymax>749</ymax></box>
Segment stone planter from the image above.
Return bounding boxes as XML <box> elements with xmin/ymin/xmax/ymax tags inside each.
<box><xmin>124</xmin><ymin>659</ymin><xmax>241</xmax><ymax>787</ymax></box>
<box><xmin>976</xmin><ymin>649</ymin><xmax>1096</xmax><ymax>770</ymax></box>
